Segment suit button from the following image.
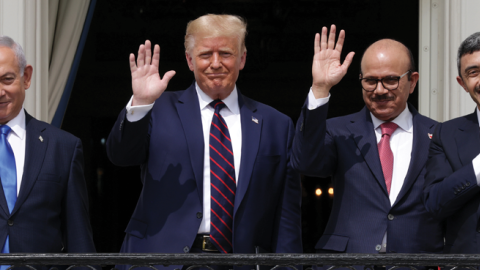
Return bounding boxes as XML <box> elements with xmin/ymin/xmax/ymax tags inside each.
<box><xmin>454</xmin><ymin>191</ymin><xmax>458</xmax><ymax>195</ymax></box>
<box><xmin>196</xmin><ymin>212</ymin><xmax>203</xmax><ymax>219</ymax></box>
<box><xmin>183</xmin><ymin>246</ymin><xmax>189</xmax><ymax>253</ymax></box>
<box><xmin>7</xmin><ymin>220</ymin><xmax>13</xmax><ymax>226</ymax></box>
<box><xmin>387</xmin><ymin>214</ymin><xmax>394</xmax><ymax>220</ymax></box>
<box><xmin>375</xmin><ymin>245</ymin><xmax>382</xmax><ymax>251</ymax></box>
<box><xmin>466</xmin><ymin>182</ymin><xmax>471</xmax><ymax>186</ymax></box>
<box><xmin>461</xmin><ymin>186</ymin><xmax>465</xmax><ymax>190</ymax></box>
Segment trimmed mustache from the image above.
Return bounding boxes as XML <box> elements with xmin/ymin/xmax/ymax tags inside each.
<box><xmin>371</xmin><ymin>94</ymin><xmax>394</xmax><ymax>102</ymax></box>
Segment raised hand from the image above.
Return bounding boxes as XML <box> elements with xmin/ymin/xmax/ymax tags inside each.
<box><xmin>312</xmin><ymin>25</ymin><xmax>355</xmax><ymax>98</ymax></box>
<box><xmin>130</xmin><ymin>40</ymin><xmax>176</xmax><ymax>106</ymax></box>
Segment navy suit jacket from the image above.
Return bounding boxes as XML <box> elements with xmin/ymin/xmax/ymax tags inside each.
<box><xmin>107</xmin><ymin>83</ymin><xmax>302</xmax><ymax>270</ymax></box>
<box><xmin>0</xmin><ymin>112</ymin><xmax>95</xmax><ymax>265</ymax></box>
<box><xmin>424</xmin><ymin>110</ymin><xmax>480</xmax><ymax>254</ymax></box>
<box><xmin>292</xmin><ymin>102</ymin><xmax>444</xmax><ymax>254</ymax></box>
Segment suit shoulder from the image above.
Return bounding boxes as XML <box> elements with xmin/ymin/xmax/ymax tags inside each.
<box><xmin>414</xmin><ymin>112</ymin><xmax>438</xmax><ymax>127</ymax></box>
<box><xmin>243</xmin><ymin>96</ymin><xmax>292</xmax><ymax>122</ymax></box>
<box><xmin>325</xmin><ymin>111</ymin><xmax>360</xmax><ymax>125</ymax></box>
<box><xmin>156</xmin><ymin>89</ymin><xmax>186</xmax><ymax>103</ymax></box>
<box><xmin>441</xmin><ymin>114</ymin><xmax>472</xmax><ymax>127</ymax></box>
<box><xmin>435</xmin><ymin>114</ymin><xmax>474</xmax><ymax>136</ymax></box>
<box><xmin>27</xmin><ymin>117</ymin><xmax>80</xmax><ymax>144</ymax></box>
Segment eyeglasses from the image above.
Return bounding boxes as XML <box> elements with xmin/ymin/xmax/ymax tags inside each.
<box><xmin>359</xmin><ymin>70</ymin><xmax>411</xmax><ymax>92</ymax></box>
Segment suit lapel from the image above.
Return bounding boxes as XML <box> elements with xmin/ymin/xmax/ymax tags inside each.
<box><xmin>12</xmin><ymin>112</ymin><xmax>48</xmax><ymax>216</ymax></box>
<box><xmin>456</xmin><ymin>111</ymin><xmax>480</xmax><ymax>166</ymax></box>
<box><xmin>234</xmin><ymin>94</ymin><xmax>261</xmax><ymax>213</ymax></box>
<box><xmin>175</xmin><ymin>84</ymin><xmax>205</xmax><ymax>202</ymax></box>
<box><xmin>393</xmin><ymin>105</ymin><xmax>435</xmax><ymax>207</ymax></box>
<box><xmin>346</xmin><ymin>107</ymin><xmax>389</xmax><ymax>197</ymax></box>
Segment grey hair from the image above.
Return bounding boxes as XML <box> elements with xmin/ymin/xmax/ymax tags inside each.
<box><xmin>0</xmin><ymin>35</ymin><xmax>27</xmax><ymax>76</ymax></box>
<box><xmin>457</xmin><ymin>32</ymin><xmax>480</xmax><ymax>78</ymax></box>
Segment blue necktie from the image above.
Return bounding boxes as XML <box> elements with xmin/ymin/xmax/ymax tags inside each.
<box><xmin>209</xmin><ymin>100</ymin><xmax>236</xmax><ymax>253</ymax></box>
<box><xmin>0</xmin><ymin>125</ymin><xmax>17</xmax><ymax>268</ymax></box>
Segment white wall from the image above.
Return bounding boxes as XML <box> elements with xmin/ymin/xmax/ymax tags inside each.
<box><xmin>419</xmin><ymin>0</ymin><xmax>480</xmax><ymax>122</ymax></box>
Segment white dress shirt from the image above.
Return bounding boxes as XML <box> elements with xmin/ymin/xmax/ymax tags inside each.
<box><xmin>307</xmin><ymin>88</ymin><xmax>414</xmax><ymax>251</ymax></box>
<box><xmin>125</xmin><ymin>83</ymin><xmax>242</xmax><ymax>234</ymax></box>
<box><xmin>470</xmin><ymin>108</ymin><xmax>480</xmax><ymax>185</ymax></box>
<box><xmin>2</xmin><ymin>109</ymin><xmax>26</xmax><ymax>196</ymax></box>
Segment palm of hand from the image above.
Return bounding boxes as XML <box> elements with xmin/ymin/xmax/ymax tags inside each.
<box><xmin>132</xmin><ymin>65</ymin><xmax>165</xmax><ymax>100</ymax></box>
<box><xmin>313</xmin><ymin>49</ymin><xmax>346</xmax><ymax>88</ymax></box>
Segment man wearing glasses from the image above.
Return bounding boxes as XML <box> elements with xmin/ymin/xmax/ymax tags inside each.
<box><xmin>292</xmin><ymin>25</ymin><xmax>444</xmax><ymax>257</ymax></box>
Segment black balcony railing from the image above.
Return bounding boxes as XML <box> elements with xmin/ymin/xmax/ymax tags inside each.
<box><xmin>0</xmin><ymin>254</ymin><xmax>479</xmax><ymax>270</ymax></box>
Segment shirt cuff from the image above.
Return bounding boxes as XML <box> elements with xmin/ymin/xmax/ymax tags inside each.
<box><xmin>125</xmin><ymin>95</ymin><xmax>154</xmax><ymax>122</ymax></box>
<box><xmin>473</xmin><ymin>153</ymin><xmax>480</xmax><ymax>186</ymax></box>
<box><xmin>307</xmin><ymin>88</ymin><xmax>330</xmax><ymax>110</ymax></box>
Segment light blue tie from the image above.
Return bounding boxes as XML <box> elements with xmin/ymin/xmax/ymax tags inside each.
<box><xmin>0</xmin><ymin>125</ymin><xmax>16</xmax><ymax>270</ymax></box>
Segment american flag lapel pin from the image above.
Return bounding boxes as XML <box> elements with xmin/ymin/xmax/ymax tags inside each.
<box><xmin>252</xmin><ymin>116</ymin><xmax>258</xmax><ymax>124</ymax></box>
<box><xmin>428</xmin><ymin>133</ymin><xmax>433</xmax><ymax>139</ymax></box>
<box><xmin>39</xmin><ymin>135</ymin><xmax>43</xmax><ymax>142</ymax></box>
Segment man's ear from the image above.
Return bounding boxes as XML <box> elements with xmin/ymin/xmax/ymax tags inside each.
<box><xmin>239</xmin><ymin>51</ymin><xmax>247</xmax><ymax>70</ymax></box>
<box><xmin>23</xmin><ymin>65</ymin><xmax>33</xmax><ymax>89</ymax></box>
<box><xmin>185</xmin><ymin>52</ymin><xmax>194</xmax><ymax>71</ymax></box>
<box><xmin>457</xmin><ymin>75</ymin><xmax>468</xmax><ymax>93</ymax></box>
<box><xmin>408</xmin><ymin>71</ymin><xmax>419</xmax><ymax>94</ymax></box>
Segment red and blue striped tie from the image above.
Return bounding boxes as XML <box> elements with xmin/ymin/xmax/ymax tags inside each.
<box><xmin>209</xmin><ymin>100</ymin><xmax>236</xmax><ymax>253</ymax></box>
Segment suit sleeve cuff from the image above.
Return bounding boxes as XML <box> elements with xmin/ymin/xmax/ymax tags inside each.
<box><xmin>472</xmin><ymin>153</ymin><xmax>480</xmax><ymax>186</ymax></box>
<box><xmin>125</xmin><ymin>95</ymin><xmax>154</xmax><ymax>122</ymax></box>
<box><xmin>307</xmin><ymin>88</ymin><xmax>330</xmax><ymax>110</ymax></box>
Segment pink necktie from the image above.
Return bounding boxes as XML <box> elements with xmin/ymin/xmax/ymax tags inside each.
<box><xmin>378</xmin><ymin>122</ymin><xmax>398</xmax><ymax>194</ymax></box>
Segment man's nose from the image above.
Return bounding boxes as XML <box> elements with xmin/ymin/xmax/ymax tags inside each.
<box><xmin>210</xmin><ymin>53</ymin><xmax>221</xmax><ymax>69</ymax></box>
<box><xmin>374</xmin><ymin>80</ymin><xmax>389</xmax><ymax>95</ymax></box>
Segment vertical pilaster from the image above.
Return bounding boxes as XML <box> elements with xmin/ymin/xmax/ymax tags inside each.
<box><xmin>419</xmin><ymin>0</ymin><xmax>479</xmax><ymax>122</ymax></box>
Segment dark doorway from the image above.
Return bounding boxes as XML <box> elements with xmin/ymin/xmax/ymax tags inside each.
<box><xmin>62</xmin><ymin>0</ymin><xmax>419</xmax><ymax>253</ymax></box>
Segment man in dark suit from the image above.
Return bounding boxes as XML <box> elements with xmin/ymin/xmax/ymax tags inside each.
<box><xmin>292</xmin><ymin>25</ymin><xmax>444</xmax><ymax>257</ymax></box>
<box><xmin>107</xmin><ymin>14</ymin><xmax>302</xmax><ymax>270</ymax></box>
<box><xmin>423</xmin><ymin>32</ymin><xmax>480</xmax><ymax>254</ymax></box>
<box><xmin>0</xmin><ymin>36</ymin><xmax>95</xmax><ymax>267</ymax></box>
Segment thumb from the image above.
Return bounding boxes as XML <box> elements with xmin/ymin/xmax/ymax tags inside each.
<box><xmin>162</xmin><ymin>70</ymin><xmax>176</xmax><ymax>84</ymax></box>
<box><xmin>341</xmin><ymin>52</ymin><xmax>355</xmax><ymax>71</ymax></box>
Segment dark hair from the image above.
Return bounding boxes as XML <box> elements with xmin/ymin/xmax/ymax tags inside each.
<box><xmin>360</xmin><ymin>39</ymin><xmax>415</xmax><ymax>80</ymax></box>
<box><xmin>457</xmin><ymin>32</ymin><xmax>480</xmax><ymax>78</ymax></box>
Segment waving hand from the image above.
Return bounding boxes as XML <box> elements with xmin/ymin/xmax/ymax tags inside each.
<box><xmin>130</xmin><ymin>40</ymin><xmax>176</xmax><ymax>105</ymax></box>
<box><xmin>312</xmin><ymin>25</ymin><xmax>355</xmax><ymax>98</ymax></box>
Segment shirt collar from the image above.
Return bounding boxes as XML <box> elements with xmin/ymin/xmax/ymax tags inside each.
<box><xmin>195</xmin><ymin>82</ymin><xmax>240</xmax><ymax>114</ymax></box>
<box><xmin>4</xmin><ymin>108</ymin><xmax>26</xmax><ymax>140</ymax></box>
<box><xmin>370</xmin><ymin>104</ymin><xmax>413</xmax><ymax>133</ymax></box>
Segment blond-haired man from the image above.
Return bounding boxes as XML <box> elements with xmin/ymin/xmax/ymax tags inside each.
<box><xmin>107</xmin><ymin>14</ymin><xmax>302</xmax><ymax>270</ymax></box>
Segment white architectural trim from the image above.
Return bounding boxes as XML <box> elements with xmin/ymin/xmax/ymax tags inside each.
<box><xmin>419</xmin><ymin>0</ymin><xmax>479</xmax><ymax>122</ymax></box>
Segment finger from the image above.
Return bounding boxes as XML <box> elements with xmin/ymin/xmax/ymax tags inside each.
<box><xmin>161</xmin><ymin>70</ymin><xmax>176</xmax><ymax>85</ymax></box>
<box><xmin>341</xmin><ymin>51</ymin><xmax>355</xmax><ymax>71</ymax></box>
<box><xmin>137</xmin><ymin>44</ymin><xmax>145</xmax><ymax>68</ymax></box>
<box><xmin>314</xmin><ymin>33</ymin><xmax>320</xmax><ymax>54</ymax></box>
<box><xmin>152</xmin><ymin>44</ymin><xmax>160</xmax><ymax>70</ymax></box>
<box><xmin>145</xmin><ymin>40</ymin><xmax>152</xmax><ymax>65</ymax></box>
<box><xmin>129</xmin><ymin>53</ymin><xmax>137</xmax><ymax>73</ymax></box>
<box><xmin>320</xmin><ymin>26</ymin><xmax>327</xmax><ymax>51</ymax></box>
<box><xmin>328</xmin><ymin>24</ymin><xmax>336</xmax><ymax>50</ymax></box>
<box><xmin>335</xmin><ymin>29</ymin><xmax>346</xmax><ymax>53</ymax></box>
